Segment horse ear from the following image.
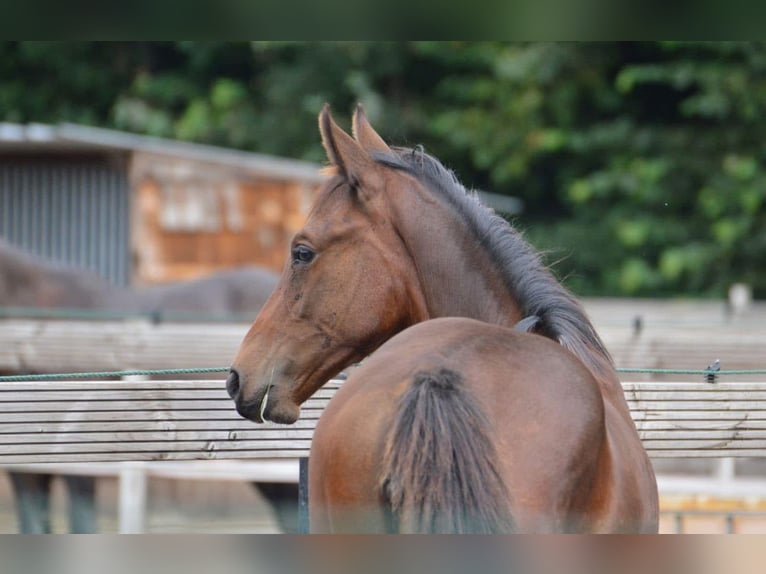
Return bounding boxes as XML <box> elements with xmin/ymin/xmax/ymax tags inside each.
<box><xmin>319</xmin><ymin>104</ymin><xmax>372</xmax><ymax>184</ymax></box>
<box><xmin>352</xmin><ymin>103</ymin><xmax>392</xmax><ymax>155</ymax></box>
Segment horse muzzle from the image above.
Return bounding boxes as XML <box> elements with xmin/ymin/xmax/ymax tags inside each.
<box><xmin>226</xmin><ymin>368</ymin><xmax>301</xmax><ymax>424</ymax></box>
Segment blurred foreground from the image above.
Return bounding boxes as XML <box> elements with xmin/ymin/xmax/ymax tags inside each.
<box><xmin>0</xmin><ymin>470</ymin><xmax>280</xmax><ymax>534</ymax></box>
<box><xmin>2</xmin><ymin>460</ymin><xmax>766</xmax><ymax>534</ymax></box>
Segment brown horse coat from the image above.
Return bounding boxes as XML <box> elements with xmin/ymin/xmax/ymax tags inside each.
<box><xmin>311</xmin><ymin>318</ymin><xmax>618</xmax><ymax>533</ymax></box>
<box><xmin>230</xmin><ymin>105</ymin><xmax>659</xmax><ymax>533</ymax></box>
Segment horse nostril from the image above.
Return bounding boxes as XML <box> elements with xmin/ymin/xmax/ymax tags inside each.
<box><xmin>226</xmin><ymin>369</ymin><xmax>241</xmax><ymax>400</ymax></box>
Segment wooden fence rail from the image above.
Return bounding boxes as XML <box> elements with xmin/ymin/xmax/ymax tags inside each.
<box><xmin>2</xmin><ymin>306</ymin><xmax>766</xmax><ymax>532</ymax></box>
<box><xmin>4</xmin><ymin>316</ymin><xmax>766</xmax><ymax>381</ymax></box>
<box><xmin>0</xmin><ymin>318</ymin><xmax>246</xmax><ymax>374</ymax></box>
<box><xmin>2</xmin><ymin>379</ymin><xmax>766</xmax><ymax>464</ymax></box>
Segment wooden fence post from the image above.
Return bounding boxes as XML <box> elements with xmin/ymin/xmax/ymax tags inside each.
<box><xmin>298</xmin><ymin>457</ymin><xmax>309</xmax><ymax>533</ymax></box>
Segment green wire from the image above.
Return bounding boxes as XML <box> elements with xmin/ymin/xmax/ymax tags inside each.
<box><xmin>0</xmin><ymin>367</ymin><xmax>229</xmax><ymax>382</ymax></box>
<box><xmin>2</xmin><ymin>366</ymin><xmax>766</xmax><ymax>383</ymax></box>
<box><xmin>0</xmin><ymin>306</ymin><xmax>253</xmax><ymax>323</ymax></box>
<box><xmin>616</xmin><ymin>368</ymin><xmax>766</xmax><ymax>376</ymax></box>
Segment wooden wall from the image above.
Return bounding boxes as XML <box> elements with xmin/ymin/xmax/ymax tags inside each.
<box><xmin>129</xmin><ymin>152</ymin><xmax>320</xmax><ymax>285</ymax></box>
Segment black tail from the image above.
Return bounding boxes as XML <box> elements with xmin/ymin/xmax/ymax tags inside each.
<box><xmin>380</xmin><ymin>368</ymin><xmax>514</xmax><ymax>533</ymax></box>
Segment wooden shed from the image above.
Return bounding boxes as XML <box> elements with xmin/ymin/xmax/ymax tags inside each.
<box><xmin>0</xmin><ymin>123</ymin><xmax>325</xmax><ymax>285</ymax></box>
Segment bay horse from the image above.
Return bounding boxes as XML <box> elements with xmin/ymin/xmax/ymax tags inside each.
<box><xmin>0</xmin><ymin>239</ymin><xmax>296</xmax><ymax>532</ymax></box>
<box><xmin>228</xmin><ymin>104</ymin><xmax>658</xmax><ymax>533</ymax></box>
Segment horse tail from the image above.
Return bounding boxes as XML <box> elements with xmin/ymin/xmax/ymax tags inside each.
<box><xmin>379</xmin><ymin>368</ymin><xmax>515</xmax><ymax>533</ymax></box>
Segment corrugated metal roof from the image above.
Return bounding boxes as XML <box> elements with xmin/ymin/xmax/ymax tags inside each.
<box><xmin>0</xmin><ymin>122</ymin><xmax>523</xmax><ymax>214</ymax></box>
<box><xmin>0</xmin><ymin>122</ymin><xmax>325</xmax><ymax>183</ymax></box>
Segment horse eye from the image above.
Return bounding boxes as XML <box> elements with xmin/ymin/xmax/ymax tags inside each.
<box><xmin>292</xmin><ymin>245</ymin><xmax>316</xmax><ymax>265</ymax></box>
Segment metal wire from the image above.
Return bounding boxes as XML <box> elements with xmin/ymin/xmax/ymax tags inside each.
<box><xmin>616</xmin><ymin>368</ymin><xmax>766</xmax><ymax>376</ymax></box>
<box><xmin>2</xmin><ymin>366</ymin><xmax>766</xmax><ymax>383</ymax></box>
<box><xmin>0</xmin><ymin>306</ymin><xmax>253</xmax><ymax>323</ymax></box>
<box><xmin>0</xmin><ymin>367</ymin><xmax>229</xmax><ymax>382</ymax></box>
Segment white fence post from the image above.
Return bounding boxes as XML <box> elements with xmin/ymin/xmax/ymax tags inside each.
<box><xmin>118</xmin><ymin>462</ymin><xmax>148</xmax><ymax>533</ymax></box>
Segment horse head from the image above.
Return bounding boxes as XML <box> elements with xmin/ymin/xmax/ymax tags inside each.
<box><xmin>228</xmin><ymin>105</ymin><xmax>428</xmax><ymax>423</ymax></box>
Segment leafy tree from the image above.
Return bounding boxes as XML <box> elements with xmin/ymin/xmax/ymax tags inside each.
<box><xmin>412</xmin><ymin>42</ymin><xmax>766</xmax><ymax>298</ymax></box>
<box><xmin>0</xmin><ymin>42</ymin><xmax>140</xmax><ymax>124</ymax></box>
<box><xmin>2</xmin><ymin>41</ymin><xmax>765</xmax><ymax>298</ymax></box>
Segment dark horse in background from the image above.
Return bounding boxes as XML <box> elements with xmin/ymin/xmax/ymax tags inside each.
<box><xmin>1</xmin><ymin>239</ymin><xmax>114</xmax><ymax>533</ymax></box>
<box><xmin>228</xmin><ymin>105</ymin><xmax>659</xmax><ymax>532</ymax></box>
<box><xmin>0</xmin><ymin>239</ymin><xmax>301</xmax><ymax>532</ymax></box>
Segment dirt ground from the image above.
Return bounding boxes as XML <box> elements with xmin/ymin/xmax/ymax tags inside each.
<box><xmin>3</xmin><ymin>470</ymin><xmax>766</xmax><ymax>534</ymax></box>
<box><xmin>0</xmin><ymin>471</ymin><xmax>281</xmax><ymax>534</ymax></box>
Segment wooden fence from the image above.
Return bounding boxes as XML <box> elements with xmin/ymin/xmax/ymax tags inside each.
<box><xmin>2</xmin><ymin>377</ymin><xmax>766</xmax><ymax>463</ymax></box>
<box><xmin>2</xmin><ymin>303</ymin><xmax>766</xmax><ymax>532</ymax></box>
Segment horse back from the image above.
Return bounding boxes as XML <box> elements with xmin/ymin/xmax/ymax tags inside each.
<box><xmin>310</xmin><ymin>317</ymin><xmax>611</xmax><ymax>533</ymax></box>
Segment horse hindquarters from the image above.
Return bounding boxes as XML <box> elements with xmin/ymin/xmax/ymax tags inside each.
<box><xmin>380</xmin><ymin>368</ymin><xmax>514</xmax><ymax>534</ymax></box>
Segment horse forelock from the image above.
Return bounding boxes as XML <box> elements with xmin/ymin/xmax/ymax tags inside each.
<box><xmin>371</xmin><ymin>147</ymin><xmax>616</xmax><ymax>380</ymax></box>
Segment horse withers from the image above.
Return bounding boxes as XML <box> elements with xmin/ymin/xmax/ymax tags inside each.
<box><xmin>228</xmin><ymin>104</ymin><xmax>658</xmax><ymax>533</ymax></box>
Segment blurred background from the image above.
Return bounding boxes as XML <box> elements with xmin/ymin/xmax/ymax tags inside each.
<box><xmin>3</xmin><ymin>41</ymin><xmax>766</xmax><ymax>296</ymax></box>
<box><xmin>1</xmin><ymin>41</ymin><xmax>766</xmax><ymax>533</ymax></box>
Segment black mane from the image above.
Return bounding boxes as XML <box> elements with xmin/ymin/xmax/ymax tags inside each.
<box><xmin>372</xmin><ymin>147</ymin><xmax>616</xmax><ymax>380</ymax></box>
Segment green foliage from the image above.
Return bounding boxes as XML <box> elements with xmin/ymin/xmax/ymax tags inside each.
<box><xmin>2</xmin><ymin>41</ymin><xmax>766</xmax><ymax>298</ymax></box>
<box><xmin>419</xmin><ymin>42</ymin><xmax>766</xmax><ymax>298</ymax></box>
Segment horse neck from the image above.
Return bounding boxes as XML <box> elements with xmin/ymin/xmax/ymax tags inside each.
<box><xmin>390</xmin><ymin>195</ymin><xmax>524</xmax><ymax>328</ymax></box>
<box><xmin>0</xmin><ymin>250</ymin><xmax>47</xmax><ymax>305</ymax></box>
<box><xmin>389</xmin><ymin>187</ymin><xmax>629</xmax><ymax>405</ymax></box>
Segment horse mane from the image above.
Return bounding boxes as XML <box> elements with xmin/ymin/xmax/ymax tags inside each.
<box><xmin>372</xmin><ymin>147</ymin><xmax>617</xmax><ymax>383</ymax></box>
